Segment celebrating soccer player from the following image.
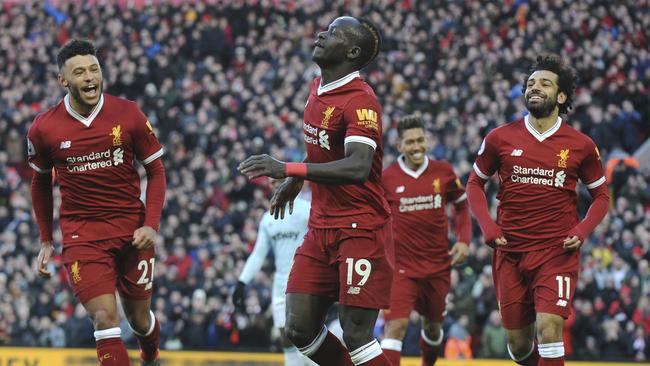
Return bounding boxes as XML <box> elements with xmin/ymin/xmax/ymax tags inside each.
<box><xmin>231</xmin><ymin>178</ymin><xmax>315</xmax><ymax>366</ymax></box>
<box><xmin>239</xmin><ymin>16</ymin><xmax>393</xmax><ymax>366</ymax></box>
<box><xmin>29</xmin><ymin>39</ymin><xmax>166</xmax><ymax>366</ymax></box>
<box><xmin>380</xmin><ymin>115</ymin><xmax>471</xmax><ymax>366</ymax></box>
<box><xmin>467</xmin><ymin>54</ymin><xmax>609</xmax><ymax>366</ymax></box>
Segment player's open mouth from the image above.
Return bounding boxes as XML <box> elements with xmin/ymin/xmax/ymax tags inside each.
<box><xmin>82</xmin><ymin>85</ymin><xmax>98</xmax><ymax>97</ymax></box>
<box><xmin>528</xmin><ymin>94</ymin><xmax>545</xmax><ymax>102</ymax></box>
<box><xmin>410</xmin><ymin>152</ymin><xmax>424</xmax><ymax>159</ymax></box>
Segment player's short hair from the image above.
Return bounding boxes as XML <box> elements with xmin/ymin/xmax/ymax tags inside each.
<box><xmin>57</xmin><ymin>39</ymin><xmax>97</xmax><ymax>70</ymax></box>
<box><xmin>397</xmin><ymin>115</ymin><xmax>424</xmax><ymax>138</ymax></box>
<box><xmin>523</xmin><ymin>54</ymin><xmax>577</xmax><ymax>114</ymax></box>
<box><xmin>347</xmin><ymin>17</ymin><xmax>381</xmax><ymax>69</ymax></box>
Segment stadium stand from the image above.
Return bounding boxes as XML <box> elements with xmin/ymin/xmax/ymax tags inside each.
<box><xmin>0</xmin><ymin>0</ymin><xmax>648</xmax><ymax>361</ymax></box>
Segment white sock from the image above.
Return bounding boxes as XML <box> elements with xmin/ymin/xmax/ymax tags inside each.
<box><xmin>349</xmin><ymin>339</ymin><xmax>383</xmax><ymax>365</ymax></box>
<box><xmin>538</xmin><ymin>342</ymin><xmax>564</xmax><ymax>358</ymax></box>
<box><xmin>421</xmin><ymin>328</ymin><xmax>443</xmax><ymax>346</ymax></box>
<box><xmin>507</xmin><ymin>342</ymin><xmax>535</xmax><ymax>361</ymax></box>
<box><xmin>380</xmin><ymin>338</ymin><xmax>403</xmax><ymax>352</ymax></box>
<box><xmin>94</xmin><ymin>327</ymin><xmax>121</xmax><ymax>341</ymax></box>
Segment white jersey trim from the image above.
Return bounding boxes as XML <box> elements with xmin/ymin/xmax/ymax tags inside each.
<box><xmin>318</xmin><ymin>71</ymin><xmax>360</xmax><ymax>96</ymax></box>
<box><xmin>524</xmin><ymin>114</ymin><xmax>562</xmax><ymax>142</ymax></box>
<box><xmin>64</xmin><ymin>93</ymin><xmax>105</xmax><ymax>127</ymax></box>
<box><xmin>585</xmin><ymin>176</ymin><xmax>606</xmax><ymax>189</ymax></box>
<box><xmin>29</xmin><ymin>162</ymin><xmax>51</xmax><ymax>174</ymax></box>
<box><xmin>473</xmin><ymin>162</ymin><xmax>490</xmax><ymax>180</ymax></box>
<box><xmin>397</xmin><ymin>154</ymin><xmax>428</xmax><ymax>179</ymax></box>
<box><xmin>345</xmin><ymin>135</ymin><xmax>377</xmax><ymax>150</ymax></box>
<box><xmin>140</xmin><ymin>148</ymin><xmax>164</xmax><ymax>165</ymax></box>
<box><xmin>454</xmin><ymin>192</ymin><xmax>467</xmax><ymax>204</ymax></box>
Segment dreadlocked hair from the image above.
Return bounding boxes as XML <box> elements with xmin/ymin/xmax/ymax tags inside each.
<box><xmin>352</xmin><ymin>17</ymin><xmax>381</xmax><ymax>69</ymax></box>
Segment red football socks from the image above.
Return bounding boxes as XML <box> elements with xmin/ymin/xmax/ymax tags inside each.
<box><xmin>539</xmin><ymin>358</ymin><xmax>564</xmax><ymax>366</ymax></box>
<box><xmin>301</xmin><ymin>329</ymin><xmax>354</xmax><ymax>365</ymax></box>
<box><xmin>95</xmin><ymin>327</ymin><xmax>130</xmax><ymax>366</ymax></box>
<box><xmin>419</xmin><ymin>337</ymin><xmax>439</xmax><ymax>366</ymax></box>
<box><xmin>133</xmin><ymin>313</ymin><xmax>160</xmax><ymax>362</ymax></box>
<box><xmin>382</xmin><ymin>348</ymin><xmax>400</xmax><ymax>365</ymax></box>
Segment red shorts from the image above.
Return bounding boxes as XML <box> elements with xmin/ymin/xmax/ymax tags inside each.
<box><xmin>384</xmin><ymin>271</ymin><xmax>450</xmax><ymax>322</ymax></box>
<box><xmin>286</xmin><ymin>224</ymin><xmax>393</xmax><ymax>309</ymax></box>
<box><xmin>62</xmin><ymin>237</ymin><xmax>156</xmax><ymax>304</ymax></box>
<box><xmin>493</xmin><ymin>246</ymin><xmax>579</xmax><ymax>329</ymax></box>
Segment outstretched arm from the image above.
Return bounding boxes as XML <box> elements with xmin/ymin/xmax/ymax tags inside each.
<box><xmin>239</xmin><ymin>141</ymin><xmax>374</xmax><ymax>185</ymax></box>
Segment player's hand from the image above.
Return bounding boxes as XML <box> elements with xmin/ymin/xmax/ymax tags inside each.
<box><xmin>132</xmin><ymin>226</ymin><xmax>157</xmax><ymax>250</ymax></box>
<box><xmin>232</xmin><ymin>281</ymin><xmax>246</xmax><ymax>310</ymax></box>
<box><xmin>563</xmin><ymin>227</ymin><xmax>585</xmax><ymax>251</ymax></box>
<box><xmin>449</xmin><ymin>242</ymin><xmax>470</xmax><ymax>266</ymax></box>
<box><xmin>270</xmin><ymin>177</ymin><xmax>304</xmax><ymax>219</ymax></box>
<box><xmin>238</xmin><ymin>154</ymin><xmax>287</xmax><ymax>180</ymax></box>
<box><xmin>483</xmin><ymin>224</ymin><xmax>507</xmax><ymax>248</ymax></box>
<box><xmin>36</xmin><ymin>241</ymin><xmax>54</xmax><ymax>279</ymax></box>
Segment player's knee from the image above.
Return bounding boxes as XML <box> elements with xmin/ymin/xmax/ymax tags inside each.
<box><xmin>384</xmin><ymin>319</ymin><xmax>408</xmax><ymax>339</ymax></box>
<box><xmin>284</xmin><ymin>320</ymin><xmax>318</xmax><ymax>348</ymax></box>
<box><xmin>537</xmin><ymin>319</ymin><xmax>563</xmax><ymax>343</ymax></box>
<box><xmin>90</xmin><ymin>308</ymin><xmax>119</xmax><ymax>330</ymax></box>
<box><xmin>126</xmin><ymin>309</ymin><xmax>152</xmax><ymax>334</ymax></box>
<box><xmin>342</xmin><ymin>327</ymin><xmax>374</xmax><ymax>351</ymax></box>
<box><xmin>506</xmin><ymin>333</ymin><xmax>533</xmax><ymax>358</ymax></box>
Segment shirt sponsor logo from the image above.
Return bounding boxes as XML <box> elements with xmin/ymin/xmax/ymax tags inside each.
<box><xmin>321</xmin><ymin>106</ymin><xmax>335</xmax><ymax>128</ymax></box>
<box><xmin>356</xmin><ymin>108</ymin><xmax>378</xmax><ymax>130</ymax></box>
<box><xmin>510</xmin><ymin>149</ymin><xmax>523</xmax><ymax>156</ymax></box>
<box><xmin>303</xmin><ymin>122</ymin><xmax>330</xmax><ymax>150</ymax></box>
<box><xmin>399</xmin><ymin>195</ymin><xmax>439</xmax><ymax>212</ymax></box>
<box><xmin>271</xmin><ymin>231</ymin><xmax>300</xmax><ymax>242</ymax></box>
<box><xmin>60</xmin><ymin>140</ymin><xmax>72</xmax><ymax>149</ymax></box>
<box><xmin>110</xmin><ymin>125</ymin><xmax>122</xmax><ymax>146</ymax></box>
<box><xmin>557</xmin><ymin>149</ymin><xmax>569</xmax><ymax>168</ymax></box>
<box><xmin>65</xmin><ymin>148</ymin><xmax>124</xmax><ymax>172</ymax></box>
<box><xmin>511</xmin><ymin>165</ymin><xmax>566</xmax><ymax>188</ymax></box>
<box><xmin>71</xmin><ymin>261</ymin><xmax>82</xmax><ymax>284</ymax></box>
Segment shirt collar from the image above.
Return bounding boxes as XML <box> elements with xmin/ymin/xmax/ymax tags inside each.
<box><xmin>317</xmin><ymin>71</ymin><xmax>360</xmax><ymax>96</ymax></box>
<box><xmin>524</xmin><ymin>114</ymin><xmax>562</xmax><ymax>142</ymax></box>
<box><xmin>397</xmin><ymin>154</ymin><xmax>429</xmax><ymax>179</ymax></box>
<box><xmin>64</xmin><ymin>93</ymin><xmax>104</xmax><ymax>127</ymax></box>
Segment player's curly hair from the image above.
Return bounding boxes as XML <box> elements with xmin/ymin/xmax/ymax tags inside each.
<box><xmin>522</xmin><ymin>54</ymin><xmax>577</xmax><ymax>114</ymax></box>
<box><xmin>397</xmin><ymin>115</ymin><xmax>424</xmax><ymax>137</ymax></box>
<box><xmin>348</xmin><ymin>17</ymin><xmax>381</xmax><ymax>69</ymax></box>
<box><xmin>57</xmin><ymin>39</ymin><xmax>97</xmax><ymax>70</ymax></box>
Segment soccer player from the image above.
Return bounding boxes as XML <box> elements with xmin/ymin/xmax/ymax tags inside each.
<box><xmin>380</xmin><ymin>115</ymin><xmax>471</xmax><ymax>366</ymax></box>
<box><xmin>239</xmin><ymin>16</ymin><xmax>393</xmax><ymax>366</ymax></box>
<box><xmin>231</xmin><ymin>178</ymin><xmax>315</xmax><ymax>366</ymax></box>
<box><xmin>29</xmin><ymin>39</ymin><xmax>166</xmax><ymax>366</ymax></box>
<box><xmin>466</xmin><ymin>54</ymin><xmax>609</xmax><ymax>366</ymax></box>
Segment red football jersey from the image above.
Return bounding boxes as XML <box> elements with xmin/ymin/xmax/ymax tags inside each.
<box><xmin>27</xmin><ymin>94</ymin><xmax>164</xmax><ymax>244</ymax></box>
<box><xmin>382</xmin><ymin>157</ymin><xmax>466</xmax><ymax>277</ymax></box>
<box><xmin>303</xmin><ymin>71</ymin><xmax>390</xmax><ymax>229</ymax></box>
<box><xmin>473</xmin><ymin>116</ymin><xmax>605</xmax><ymax>252</ymax></box>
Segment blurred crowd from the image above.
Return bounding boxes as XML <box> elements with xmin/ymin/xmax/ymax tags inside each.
<box><xmin>1</xmin><ymin>0</ymin><xmax>649</xmax><ymax>361</ymax></box>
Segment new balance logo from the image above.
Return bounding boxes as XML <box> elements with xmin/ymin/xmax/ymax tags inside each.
<box><xmin>510</xmin><ymin>149</ymin><xmax>523</xmax><ymax>156</ymax></box>
<box><xmin>60</xmin><ymin>141</ymin><xmax>72</xmax><ymax>149</ymax></box>
<box><xmin>556</xmin><ymin>299</ymin><xmax>568</xmax><ymax>307</ymax></box>
<box><xmin>347</xmin><ymin>286</ymin><xmax>361</xmax><ymax>295</ymax></box>
<box><xmin>396</xmin><ymin>186</ymin><xmax>405</xmax><ymax>193</ymax></box>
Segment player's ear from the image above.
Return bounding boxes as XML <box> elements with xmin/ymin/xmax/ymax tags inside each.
<box><xmin>557</xmin><ymin>91</ymin><xmax>567</xmax><ymax>104</ymax></box>
<box><xmin>347</xmin><ymin>45</ymin><xmax>361</xmax><ymax>62</ymax></box>
<box><xmin>57</xmin><ymin>73</ymin><xmax>69</xmax><ymax>88</ymax></box>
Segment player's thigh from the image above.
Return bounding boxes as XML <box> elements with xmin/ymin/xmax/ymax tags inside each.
<box><xmin>116</xmin><ymin>238</ymin><xmax>156</xmax><ymax>301</ymax></box>
<box><xmin>531</xmin><ymin>247</ymin><xmax>579</xmax><ymax>320</ymax></box>
<box><xmin>286</xmin><ymin>228</ymin><xmax>339</xmax><ymax>300</ymax></box>
<box><xmin>62</xmin><ymin>242</ymin><xmax>119</xmax><ymax>305</ymax></box>
<box><xmin>493</xmin><ymin>249</ymin><xmax>535</xmax><ymax>329</ymax></box>
<box><xmin>336</xmin><ymin>226</ymin><xmax>393</xmax><ymax>309</ymax></box>
<box><xmin>383</xmin><ymin>273</ymin><xmax>419</xmax><ymax>321</ymax></box>
<box><xmin>416</xmin><ymin>272</ymin><xmax>451</xmax><ymax>323</ymax></box>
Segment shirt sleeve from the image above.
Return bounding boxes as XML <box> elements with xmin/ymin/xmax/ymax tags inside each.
<box><xmin>473</xmin><ymin>131</ymin><xmax>500</xmax><ymax>180</ymax></box>
<box><xmin>131</xmin><ymin>104</ymin><xmax>164</xmax><ymax>165</ymax></box>
<box><xmin>238</xmin><ymin>215</ymin><xmax>272</xmax><ymax>284</ymax></box>
<box><xmin>445</xmin><ymin>167</ymin><xmax>466</xmax><ymax>204</ymax></box>
<box><xmin>26</xmin><ymin>119</ymin><xmax>53</xmax><ymax>174</ymax></box>
<box><xmin>343</xmin><ymin>94</ymin><xmax>382</xmax><ymax>150</ymax></box>
<box><xmin>578</xmin><ymin>139</ymin><xmax>606</xmax><ymax>189</ymax></box>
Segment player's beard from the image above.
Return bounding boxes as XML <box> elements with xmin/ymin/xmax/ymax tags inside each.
<box><xmin>526</xmin><ymin>92</ymin><xmax>557</xmax><ymax>118</ymax></box>
<box><xmin>69</xmin><ymin>80</ymin><xmax>103</xmax><ymax>110</ymax></box>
